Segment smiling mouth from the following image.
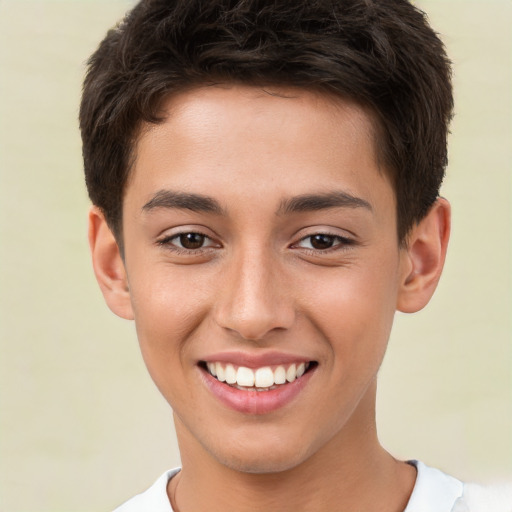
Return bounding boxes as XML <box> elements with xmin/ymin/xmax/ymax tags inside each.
<box><xmin>200</xmin><ymin>361</ymin><xmax>317</xmax><ymax>391</ymax></box>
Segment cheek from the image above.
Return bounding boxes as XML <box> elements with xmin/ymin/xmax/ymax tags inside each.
<box><xmin>302</xmin><ymin>257</ymin><xmax>399</xmax><ymax>368</ymax></box>
<box><xmin>127</xmin><ymin>264</ymin><xmax>212</xmax><ymax>381</ymax></box>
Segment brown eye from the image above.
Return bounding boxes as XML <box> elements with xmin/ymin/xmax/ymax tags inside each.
<box><xmin>158</xmin><ymin>230</ymin><xmax>218</xmax><ymax>253</ymax></box>
<box><xmin>295</xmin><ymin>233</ymin><xmax>353</xmax><ymax>252</ymax></box>
<box><xmin>179</xmin><ymin>233</ymin><xmax>206</xmax><ymax>249</ymax></box>
<box><xmin>309</xmin><ymin>234</ymin><xmax>336</xmax><ymax>250</ymax></box>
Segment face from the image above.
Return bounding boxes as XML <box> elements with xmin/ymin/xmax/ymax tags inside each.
<box><xmin>120</xmin><ymin>85</ymin><xmax>409</xmax><ymax>473</ymax></box>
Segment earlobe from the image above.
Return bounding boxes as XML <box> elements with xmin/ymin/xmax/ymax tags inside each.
<box><xmin>88</xmin><ymin>206</ymin><xmax>134</xmax><ymax>320</ymax></box>
<box><xmin>397</xmin><ymin>198</ymin><xmax>451</xmax><ymax>313</ymax></box>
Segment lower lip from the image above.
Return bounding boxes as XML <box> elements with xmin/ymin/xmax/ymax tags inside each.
<box><xmin>200</xmin><ymin>366</ymin><xmax>315</xmax><ymax>415</ymax></box>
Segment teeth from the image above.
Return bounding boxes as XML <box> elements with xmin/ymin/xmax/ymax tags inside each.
<box><xmin>205</xmin><ymin>361</ymin><xmax>311</xmax><ymax>388</ymax></box>
<box><xmin>225</xmin><ymin>364</ymin><xmax>237</xmax><ymax>384</ymax></box>
<box><xmin>216</xmin><ymin>363</ymin><xmax>226</xmax><ymax>382</ymax></box>
<box><xmin>286</xmin><ymin>364</ymin><xmax>297</xmax><ymax>383</ymax></box>
<box><xmin>236</xmin><ymin>366</ymin><xmax>255</xmax><ymax>387</ymax></box>
<box><xmin>255</xmin><ymin>367</ymin><xmax>274</xmax><ymax>388</ymax></box>
<box><xmin>274</xmin><ymin>365</ymin><xmax>286</xmax><ymax>385</ymax></box>
<box><xmin>207</xmin><ymin>362</ymin><xmax>216</xmax><ymax>376</ymax></box>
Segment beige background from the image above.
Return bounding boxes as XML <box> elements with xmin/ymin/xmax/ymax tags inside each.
<box><xmin>0</xmin><ymin>1</ymin><xmax>510</xmax><ymax>510</ymax></box>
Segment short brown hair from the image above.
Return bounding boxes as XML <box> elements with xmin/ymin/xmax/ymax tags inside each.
<box><xmin>80</xmin><ymin>0</ymin><xmax>453</xmax><ymax>244</ymax></box>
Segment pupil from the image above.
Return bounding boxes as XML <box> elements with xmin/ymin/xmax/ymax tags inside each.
<box><xmin>311</xmin><ymin>234</ymin><xmax>334</xmax><ymax>250</ymax></box>
<box><xmin>180</xmin><ymin>233</ymin><xmax>205</xmax><ymax>249</ymax></box>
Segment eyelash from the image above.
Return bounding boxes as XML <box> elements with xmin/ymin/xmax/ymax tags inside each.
<box><xmin>293</xmin><ymin>233</ymin><xmax>355</xmax><ymax>253</ymax></box>
<box><xmin>157</xmin><ymin>231</ymin><xmax>354</xmax><ymax>255</ymax></box>
<box><xmin>157</xmin><ymin>231</ymin><xmax>218</xmax><ymax>254</ymax></box>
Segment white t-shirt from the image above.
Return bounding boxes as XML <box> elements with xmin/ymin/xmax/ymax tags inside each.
<box><xmin>113</xmin><ymin>461</ymin><xmax>511</xmax><ymax>512</ymax></box>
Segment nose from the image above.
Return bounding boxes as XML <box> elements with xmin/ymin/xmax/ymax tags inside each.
<box><xmin>214</xmin><ymin>246</ymin><xmax>295</xmax><ymax>341</ymax></box>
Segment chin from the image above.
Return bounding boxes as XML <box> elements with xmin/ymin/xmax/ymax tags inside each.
<box><xmin>210</xmin><ymin>439</ymin><xmax>313</xmax><ymax>475</ymax></box>
<box><xmin>221</xmin><ymin>455</ymin><xmax>303</xmax><ymax>475</ymax></box>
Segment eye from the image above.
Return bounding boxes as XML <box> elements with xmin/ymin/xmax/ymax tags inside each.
<box><xmin>176</xmin><ymin>232</ymin><xmax>208</xmax><ymax>250</ymax></box>
<box><xmin>296</xmin><ymin>233</ymin><xmax>352</xmax><ymax>251</ymax></box>
<box><xmin>158</xmin><ymin>231</ymin><xmax>217</xmax><ymax>251</ymax></box>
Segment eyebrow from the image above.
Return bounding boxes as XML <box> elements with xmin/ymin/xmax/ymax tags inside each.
<box><xmin>142</xmin><ymin>190</ymin><xmax>224</xmax><ymax>215</ymax></box>
<box><xmin>278</xmin><ymin>191</ymin><xmax>373</xmax><ymax>214</ymax></box>
<box><xmin>141</xmin><ymin>189</ymin><xmax>372</xmax><ymax>216</ymax></box>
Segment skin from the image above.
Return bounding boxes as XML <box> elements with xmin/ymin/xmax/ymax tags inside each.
<box><xmin>89</xmin><ymin>85</ymin><xmax>450</xmax><ymax>512</ymax></box>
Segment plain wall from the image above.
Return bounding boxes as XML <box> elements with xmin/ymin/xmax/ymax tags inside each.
<box><xmin>0</xmin><ymin>1</ymin><xmax>510</xmax><ymax>510</ymax></box>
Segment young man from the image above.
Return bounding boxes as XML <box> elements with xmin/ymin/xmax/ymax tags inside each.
<box><xmin>80</xmin><ymin>1</ymin><xmax>476</xmax><ymax>510</ymax></box>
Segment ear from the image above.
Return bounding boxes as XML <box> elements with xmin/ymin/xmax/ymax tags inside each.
<box><xmin>88</xmin><ymin>206</ymin><xmax>134</xmax><ymax>320</ymax></box>
<box><xmin>397</xmin><ymin>198</ymin><xmax>451</xmax><ymax>313</ymax></box>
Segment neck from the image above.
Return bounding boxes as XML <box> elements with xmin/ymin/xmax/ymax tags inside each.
<box><xmin>169</xmin><ymin>383</ymin><xmax>416</xmax><ymax>512</ymax></box>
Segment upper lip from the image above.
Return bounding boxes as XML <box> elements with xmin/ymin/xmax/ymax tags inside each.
<box><xmin>199</xmin><ymin>351</ymin><xmax>314</xmax><ymax>369</ymax></box>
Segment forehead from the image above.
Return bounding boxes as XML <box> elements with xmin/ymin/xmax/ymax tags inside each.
<box><xmin>126</xmin><ymin>84</ymin><xmax>393</xmax><ymax>218</ymax></box>
<box><xmin>139</xmin><ymin>85</ymin><xmax>378</xmax><ymax>160</ymax></box>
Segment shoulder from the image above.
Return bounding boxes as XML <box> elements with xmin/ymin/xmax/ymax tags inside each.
<box><xmin>453</xmin><ymin>481</ymin><xmax>512</xmax><ymax>512</ymax></box>
<box><xmin>112</xmin><ymin>468</ymin><xmax>180</xmax><ymax>512</ymax></box>
<box><xmin>404</xmin><ymin>460</ymin><xmax>463</xmax><ymax>512</ymax></box>
<box><xmin>405</xmin><ymin>461</ymin><xmax>512</xmax><ymax>512</ymax></box>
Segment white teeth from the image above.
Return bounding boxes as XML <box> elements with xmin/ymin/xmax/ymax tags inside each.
<box><xmin>207</xmin><ymin>362</ymin><xmax>216</xmax><ymax>377</ymax></box>
<box><xmin>225</xmin><ymin>364</ymin><xmax>237</xmax><ymax>384</ymax></box>
<box><xmin>216</xmin><ymin>363</ymin><xmax>226</xmax><ymax>382</ymax></box>
<box><xmin>286</xmin><ymin>364</ymin><xmax>297</xmax><ymax>383</ymax></box>
<box><xmin>205</xmin><ymin>361</ymin><xmax>311</xmax><ymax>388</ymax></box>
<box><xmin>274</xmin><ymin>365</ymin><xmax>286</xmax><ymax>385</ymax></box>
<box><xmin>254</xmin><ymin>367</ymin><xmax>274</xmax><ymax>388</ymax></box>
<box><xmin>236</xmin><ymin>366</ymin><xmax>255</xmax><ymax>387</ymax></box>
